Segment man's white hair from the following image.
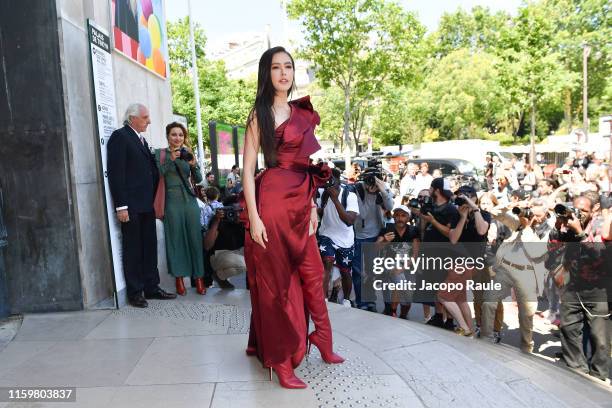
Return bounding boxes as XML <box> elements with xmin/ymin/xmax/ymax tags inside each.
<box><xmin>123</xmin><ymin>103</ymin><xmax>147</xmax><ymax>126</ymax></box>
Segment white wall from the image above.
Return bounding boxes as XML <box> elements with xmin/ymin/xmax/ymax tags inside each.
<box><xmin>56</xmin><ymin>0</ymin><xmax>173</xmax><ymax>308</ymax></box>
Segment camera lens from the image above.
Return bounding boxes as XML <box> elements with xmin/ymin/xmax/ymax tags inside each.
<box><xmin>454</xmin><ymin>197</ymin><xmax>466</xmax><ymax>206</ymax></box>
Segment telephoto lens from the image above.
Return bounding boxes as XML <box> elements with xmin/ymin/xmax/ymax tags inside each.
<box><xmin>554</xmin><ymin>203</ymin><xmax>580</xmax><ymax>221</ymax></box>
<box><xmin>512</xmin><ymin>206</ymin><xmax>533</xmax><ymax>218</ymax></box>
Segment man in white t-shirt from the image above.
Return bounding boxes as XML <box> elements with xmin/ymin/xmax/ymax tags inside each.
<box><xmin>317</xmin><ymin>168</ymin><xmax>360</xmax><ymax>302</ymax></box>
<box><xmin>226</xmin><ymin>165</ymin><xmax>240</xmax><ymax>193</ymax></box>
<box><xmin>400</xmin><ymin>163</ymin><xmax>420</xmax><ymax>198</ymax></box>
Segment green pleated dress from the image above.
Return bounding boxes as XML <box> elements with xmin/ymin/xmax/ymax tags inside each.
<box><xmin>155</xmin><ymin>148</ymin><xmax>204</xmax><ymax>278</ymax></box>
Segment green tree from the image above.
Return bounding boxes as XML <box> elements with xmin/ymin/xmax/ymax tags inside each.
<box><xmin>411</xmin><ymin>49</ymin><xmax>507</xmax><ymax>140</ymax></box>
<box><xmin>310</xmin><ymin>83</ymin><xmax>345</xmax><ymax>149</ymax></box>
<box><xmin>287</xmin><ymin>0</ymin><xmax>426</xmax><ymax>156</ymax></box>
<box><xmin>542</xmin><ymin>0</ymin><xmax>611</xmax><ymax>131</ymax></box>
<box><xmin>502</xmin><ymin>2</ymin><xmax>574</xmax><ymax>146</ymax></box>
<box><xmin>167</xmin><ymin>19</ymin><xmax>257</xmax><ymax>148</ymax></box>
<box><xmin>430</xmin><ymin>6</ymin><xmax>511</xmax><ymax>58</ymax></box>
<box><xmin>371</xmin><ymin>86</ymin><xmax>414</xmax><ymax>146</ymax></box>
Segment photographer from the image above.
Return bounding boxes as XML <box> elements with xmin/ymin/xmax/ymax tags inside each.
<box><xmin>156</xmin><ymin>122</ymin><xmax>205</xmax><ymax>296</ymax></box>
<box><xmin>317</xmin><ymin>168</ymin><xmax>359</xmax><ymax>302</ymax></box>
<box><xmin>441</xmin><ymin>186</ymin><xmax>491</xmax><ymax>336</ymax></box>
<box><xmin>352</xmin><ymin>167</ymin><xmax>394</xmax><ymax>310</ymax></box>
<box><xmin>226</xmin><ymin>165</ymin><xmax>242</xmax><ymax>194</ymax></box>
<box><xmin>376</xmin><ymin>205</ymin><xmax>420</xmax><ymax>319</ymax></box>
<box><xmin>417</xmin><ymin>177</ymin><xmax>460</xmax><ymax>329</ymax></box>
<box><xmin>203</xmin><ymin>196</ymin><xmax>246</xmax><ymax>289</ymax></box>
<box><xmin>548</xmin><ymin>195</ymin><xmax>610</xmax><ymax>381</ymax></box>
<box><xmin>480</xmin><ymin>199</ymin><xmax>550</xmax><ymax>353</ymax></box>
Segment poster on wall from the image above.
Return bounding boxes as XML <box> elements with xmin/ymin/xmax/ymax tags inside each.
<box><xmin>215</xmin><ymin>123</ymin><xmax>236</xmax><ymax>188</ymax></box>
<box><xmin>111</xmin><ymin>0</ymin><xmax>168</xmax><ymax>78</ymax></box>
<box><xmin>88</xmin><ymin>20</ymin><xmax>126</xmax><ymax>301</ymax></box>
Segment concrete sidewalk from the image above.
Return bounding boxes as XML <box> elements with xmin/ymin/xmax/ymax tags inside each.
<box><xmin>0</xmin><ymin>287</ymin><xmax>609</xmax><ymax>408</ymax></box>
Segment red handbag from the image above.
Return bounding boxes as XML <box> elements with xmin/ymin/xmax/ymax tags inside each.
<box><xmin>153</xmin><ymin>149</ymin><xmax>166</xmax><ymax>220</ymax></box>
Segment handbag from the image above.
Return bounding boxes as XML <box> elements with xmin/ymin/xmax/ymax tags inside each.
<box><xmin>153</xmin><ymin>149</ymin><xmax>166</xmax><ymax>220</ymax></box>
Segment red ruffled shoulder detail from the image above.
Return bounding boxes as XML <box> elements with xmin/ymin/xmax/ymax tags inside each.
<box><xmin>290</xmin><ymin>96</ymin><xmax>320</xmax><ymax>126</ymax></box>
<box><xmin>290</xmin><ymin>95</ymin><xmax>313</xmax><ymax>112</ymax></box>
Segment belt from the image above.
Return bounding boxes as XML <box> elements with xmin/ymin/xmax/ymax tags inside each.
<box><xmin>501</xmin><ymin>258</ymin><xmax>534</xmax><ymax>271</ymax></box>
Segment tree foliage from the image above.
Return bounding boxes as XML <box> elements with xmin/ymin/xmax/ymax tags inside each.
<box><xmin>287</xmin><ymin>0</ymin><xmax>426</xmax><ymax>152</ymax></box>
<box><xmin>167</xmin><ymin>18</ymin><xmax>257</xmax><ymax>148</ymax></box>
<box><xmin>168</xmin><ymin>1</ymin><xmax>611</xmax><ymax>150</ymax></box>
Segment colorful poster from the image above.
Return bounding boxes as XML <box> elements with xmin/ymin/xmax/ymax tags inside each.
<box><xmin>215</xmin><ymin>123</ymin><xmax>235</xmax><ymax>187</ymax></box>
<box><xmin>111</xmin><ymin>0</ymin><xmax>168</xmax><ymax>78</ymax></box>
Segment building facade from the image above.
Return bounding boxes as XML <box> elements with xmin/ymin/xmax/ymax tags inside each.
<box><xmin>0</xmin><ymin>0</ymin><xmax>173</xmax><ymax>314</ymax></box>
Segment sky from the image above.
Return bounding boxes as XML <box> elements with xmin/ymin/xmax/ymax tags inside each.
<box><xmin>165</xmin><ymin>0</ymin><xmax>523</xmax><ymax>52</ymax></box>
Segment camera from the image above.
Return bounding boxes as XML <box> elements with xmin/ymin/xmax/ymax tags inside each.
<box><xmin>512</xmin><ymin>206</ymin><xmax>533</xmax><ymax>219</ymax></box>
<box><xmin>408</xmin><ymin>198</ymin><xmax>420</xmax><ymax>208</ymax></box>
<box><xmin>358</xmin><ymin>167</ymin><xmax>383</xmax><ymax>188</ymax></box>
<box><xmin>554</xmin><ymin>203</ymin><xmax>580</xmax><ymax>222</ymax></box>
<box><xmin>216</xmin><ymin>205</ymin><xmax>243</xmax><ymax>223</ymax></box>
<box><xmin>453</xmin><ymin>196</ymin><xmax>467</xmax><ymax>207</ymax></box>
<box><xmin>179</xmin><ymin>147</ymin><xmax>194</xmax><ymax>162</ymax></box>
<box><xmin>324</xmin><ymin>173</ymin><xmax>339</xmax><ymax>189</ymax></box>
<box><xmin>409</xmin><ymin>196</ymin><xmax>434</xmax><ymax>215</ymax></box>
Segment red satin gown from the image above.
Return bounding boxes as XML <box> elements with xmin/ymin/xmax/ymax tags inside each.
<box><xmin>240</xmin><ymin>96</ymin><xmax>331</xmax><ymax>368</ymax></box>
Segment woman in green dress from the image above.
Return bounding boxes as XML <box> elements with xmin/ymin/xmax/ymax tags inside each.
<box><xmin>156</xmin><ymin>122</ymin><xmax>205</xmax><ymax>295</ymax></box>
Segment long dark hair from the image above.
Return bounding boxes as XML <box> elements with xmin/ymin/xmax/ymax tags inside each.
<box><xmin>246</xmin><ymin>46</ymin><xmax>296</xmax><ymax>168</ymax></box>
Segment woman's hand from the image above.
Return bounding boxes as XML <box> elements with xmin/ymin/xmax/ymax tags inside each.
<box><xmin>249</xmin><ymin>215</ymin><xmax>268</xmax><ymax>249</ymax></box>
<box><xmin>170</xmin><ymin>148</ymin><xmax>181</xmax><ymax>161</ymax></box>
<box><xmin>309</xmin><ymin>205</ymin><xmax>318</xmax><ymax>236</ymax></box>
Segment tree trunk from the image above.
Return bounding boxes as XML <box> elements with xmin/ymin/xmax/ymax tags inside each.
<box><xmin>563</xmin><ymin>88</ymin><xmax>572</xmax><ymax>132</ymax></box>
<box><xmin>343</xmin><ymin>86</ymin><xmax>352</xmax><ymax>171</ymax></box>
<box><xmin>530</xmin><ymin>100</ymin><xmax>536</xmax><ymax>168</ymax></box>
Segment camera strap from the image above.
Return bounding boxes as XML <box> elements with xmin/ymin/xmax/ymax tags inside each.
<box><xmin>174</xmin><ymin>162</ymin><xmax>197</xmax><ymax>198</ymax></box>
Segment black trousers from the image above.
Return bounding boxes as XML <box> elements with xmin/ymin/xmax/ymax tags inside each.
<box><xmin>560</xmin><ymin>288</ymin><xmax>610</xmax><ymax>381</ymax></box>
<box><xmin>120</xmin><ymin>211</ymin><xmax>160</xmax><ymax>298</ymax></box>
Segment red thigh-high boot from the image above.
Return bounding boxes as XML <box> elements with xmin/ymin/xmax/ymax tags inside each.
<box><xmin>299</xmin><ymin>237</ymin><xmax>344</xmax><ymax>364</ymax></box>
<box><xmin>270</xmin><ymin>358</ymin><xmax>307</xmax><ymax>389</ymax></box>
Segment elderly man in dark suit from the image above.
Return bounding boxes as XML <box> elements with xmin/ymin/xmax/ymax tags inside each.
<box><xmin>107</xmin><ymin>103</ymin><xmax>176</xmax><ymax>308</ymax></box>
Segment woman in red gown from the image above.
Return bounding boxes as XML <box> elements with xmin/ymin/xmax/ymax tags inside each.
<box><xmin>239</xmin><ymin>47</ymin><xmax>344</xmax><ymax>389</ymax></box>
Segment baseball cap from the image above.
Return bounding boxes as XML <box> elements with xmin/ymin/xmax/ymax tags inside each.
<box><xmin>393</xmin><ymin>205</ymin><xmax>411</xmax><ymax>215</ymax></box>
<box><xmin>431</xmin><ymin>177</ymin><xmax>452</xmax><ymax>199</ymax></box>
<box><xmin>455</xmin><ymin>185</ymin><xmax>477</xmax><ymax>198</ymax></box>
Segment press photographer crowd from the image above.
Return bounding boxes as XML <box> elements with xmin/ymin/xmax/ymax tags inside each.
<box><xmin>311</xmin><ymin>151</ymin><xmax>611</xmax><ymax>383</ymax></box>
<box><xmin>114</xmin><ymin>107</ymin><xmax>610</xmax><ymax>384</ymax></box>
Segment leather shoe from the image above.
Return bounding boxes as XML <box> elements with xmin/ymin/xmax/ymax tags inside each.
<box><xmin>216</xmin><ymin>278</ymin><xmax>235</xmax><ymax>289</ymax></box>
<box><xmin>128</xmin><ymin>295</ymin><xmax>148</xmax><ymax>308</ymax></box>
<box><xmin>144</xmin><ymin>288</ymin><xmax>177</xmax><ymax>300</ymax></box>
